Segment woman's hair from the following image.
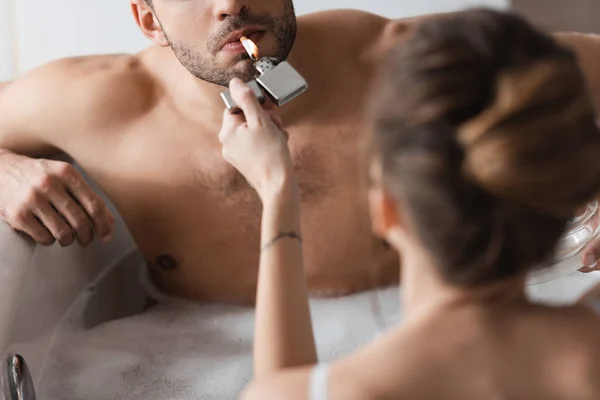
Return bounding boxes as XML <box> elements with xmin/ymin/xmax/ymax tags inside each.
<box><xmin>370</xmin><ymin>8</ymin><xmax>600</xmax><ymax>286</ymax></box>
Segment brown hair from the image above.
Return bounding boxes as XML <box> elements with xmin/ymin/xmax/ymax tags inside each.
<box><xmin>370</xmin><ymin>9</ymin><xmax>600</xmax><ymax>286</ymax></box>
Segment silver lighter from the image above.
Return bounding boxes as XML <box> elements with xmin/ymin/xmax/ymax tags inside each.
<box><xmin>221</xmin><ymin>57</ymin><xmax>308</xmax><ymax>113</ymax></box>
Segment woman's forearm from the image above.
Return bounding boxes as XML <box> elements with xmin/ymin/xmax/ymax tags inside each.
<box><xmin>254</xmin><ymin>181</ymin><xmax>317</xmax><ymax>378</ymax></box>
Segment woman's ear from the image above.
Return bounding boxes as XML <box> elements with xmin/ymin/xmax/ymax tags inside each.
<box><xmin>369</xmin><ymin>185</ymin><xmax>402</xmax><ymax>239</ymax></box>
<box><xmin>368</xmin><ymin>160</ymin><xmax>404</xmax><ymax>242</ymax></box>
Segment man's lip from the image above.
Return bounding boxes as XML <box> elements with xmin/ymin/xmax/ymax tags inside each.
<box><xmin>221</xmin><ymin>28</ymin><xmax>265</xmax><ymax>49</ymax></box>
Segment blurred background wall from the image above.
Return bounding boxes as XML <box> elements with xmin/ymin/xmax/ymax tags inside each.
<box><xmin>0</xmin><ymin>0</ymin><xmax>508</xmax><ymax>79</ymax></box>
<box><xmin>513</xmin><ymin>0</ymin><xmax>600</xmax><ymax>34</ymax></box>
<box><xmin>2</xmin><ymin>0</ymin><xmax>598</xmax><ymax>82</ymax></box>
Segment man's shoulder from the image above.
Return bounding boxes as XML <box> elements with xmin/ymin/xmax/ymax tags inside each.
<box><xmin>554</xmin><ymin>32</ymin><xmax>600</xmax><ymax>63</ymax></box>
<box><xmin>3</xmin><ymin>53</ymin><xmax>157</xmax><ymax>129</ymax></box>
<box><xmin>298</xmin><ymin>9</ymin><xmax>390</xmax><ymax>30</ymax></box>
<box><xmin>553</xmin><ymin>32</ymin><xmax>600</xmax><ymax>67</ymax></box>
<box><xmin>555</xmin><ymin>32</ymin><xmax>600</xmax><ymax>69</ymax></box>
<box><xmin>296</xmin><ymin>9</ymin><xmax>431</xmax><ymax>64</ymax></box>
<box><xmin>297</xmin><ymin>9</ymin><xmax>392</xmax><ymax>59</ymax></box>
<box><xmin>555</xmin><ymin>32</ymin><xmax>600</xmax><ymax>48</ymax></box>
<box><xmin>554</xmin><ymin>32</ymin><xmax>600</xmax><ymax>109</ymax></box>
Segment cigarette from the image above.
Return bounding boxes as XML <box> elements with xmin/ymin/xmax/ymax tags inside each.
<box><xmin>240</xmin><ymin>36</ymin><xmax>260</xmax><ymax>60</ymax></box>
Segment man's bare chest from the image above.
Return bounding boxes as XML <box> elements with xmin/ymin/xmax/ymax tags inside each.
<box><xmin>120</xmin><ymin>118</ymin><xmax>361</xmax><ymax>199</ymax></box>
<box><xmin>73</xmin><ymin>111</ymin><xmax>385</xmax><ymax>301</ymax></box>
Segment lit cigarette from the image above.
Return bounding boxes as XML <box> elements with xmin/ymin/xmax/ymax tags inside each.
<box><xmin>240</xmin><ymin>36</ymin><xmax>260</xmax><ymax>60</ymax></box>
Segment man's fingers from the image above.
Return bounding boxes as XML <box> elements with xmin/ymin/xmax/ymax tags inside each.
<box><xmin>580</xmin><ymin>242</ymin><xmax>600</xmax><ymax>273</ymax></box>
<box><xmin>32</xmin><ymin>200</ymin><xmax>75</xmax><ymax>247</ymax></box>
<box><xmin>580</xmin><ymin>258</ymin><xmax>600</xmax><ymax>273</ymax></box>
<box><xmin>48</xmin><ymin>189</ymin><xmax>94</xmax><ymax>246</ymax></box>
<box><xmin>15</xmin><ymin>214</ymin><xmax>55</xmax><ymax>246</ymax></box>
<box><xmin>229</xmin><ymin>78</ymin><xmax>265</xmax><ymax>127</ymax></box>
<box><xmin>65</xmin><ymin>180</ymin><xmax>113</xmax><ymax>242</ymax></box>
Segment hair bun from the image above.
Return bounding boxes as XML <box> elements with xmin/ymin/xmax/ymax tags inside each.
<box><xmin>459</xmin><ymin>59</ymin><xmax>600</xmax><ymax>216</ymax></box>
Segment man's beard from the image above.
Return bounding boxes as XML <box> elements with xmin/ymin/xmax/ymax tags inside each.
<box><xmin>165</xmin><ymin>2</ymin><xmax>297</xmax><ymax>87</ymax></box>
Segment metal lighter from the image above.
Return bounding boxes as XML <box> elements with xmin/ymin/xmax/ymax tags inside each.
<box><xmin>221</xmin><ymin>57</ymin><xmax>308</xmax><ymax>113</ymax></box>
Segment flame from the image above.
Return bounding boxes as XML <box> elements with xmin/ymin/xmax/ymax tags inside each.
<box><xmin>240</xmin><ymin>36</ymin><xmax>260</xmax><ymax>60</ymax></box>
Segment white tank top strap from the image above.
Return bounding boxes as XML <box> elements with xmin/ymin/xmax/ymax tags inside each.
<box><xmin>309</xmin><ymin>363</ymin><xmax>330</xmax><ymax>400</ymax></box>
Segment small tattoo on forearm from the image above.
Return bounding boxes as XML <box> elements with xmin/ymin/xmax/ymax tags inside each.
<box><xmin>261</xmin><ymin>231</ymin><xmax>303</xmax><ymax>252</ymax></box>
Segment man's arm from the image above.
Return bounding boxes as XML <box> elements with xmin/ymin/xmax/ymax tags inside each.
<box><xmin>0</xmin><ymin>60</ymin><xmax>85</xmax><ymax>157</ymax></box>
<box><xmin>553</xmin><ymin>34</ymin><xmax>600</xmax><ymax>271</ymax></box>
<box><xmin>0</xmin><ymin>56</ymin><xmax>144</xmax><ymax>157</ymax></box>
<box><xmin>0</xmin><ymin>57</ymin><xmax>135</xmax><ymax>246</ymax></box>
<box><xmin>359</xmin><ymin>12</ymin><xmax>455</xmax><ymax>65</ymax></box>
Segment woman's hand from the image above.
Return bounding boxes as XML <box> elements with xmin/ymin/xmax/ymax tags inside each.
<box><xmin>220</xmin><ymin>82</ymin><xmax>315</xmax><ymax>377</ymax></box>
<box><xmin>219</xmin><ymin>78</ymin><xmax>295</xmax><ymax>201</ymax></box>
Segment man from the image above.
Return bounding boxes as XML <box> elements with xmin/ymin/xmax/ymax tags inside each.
<box><xmin>0</xmin><ymin>1</ymin><xmax>598</xmax><ymax>306</ymax></box>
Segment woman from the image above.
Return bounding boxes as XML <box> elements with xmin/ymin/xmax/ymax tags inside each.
<box><xmin>220</xmin><ymin>9</ymin><xmax>600</xmax><ymax>400</ymax></box>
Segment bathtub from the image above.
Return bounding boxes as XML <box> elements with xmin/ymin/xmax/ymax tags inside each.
<box><xmin>0</xmin><ymin>166</ymin><xmax>146</xmax><ymax>399</ymax></box>
<box><xmin>1</xmin><ymin>166</ymin><xmax>600</xmax><ymax>399</ymax></box>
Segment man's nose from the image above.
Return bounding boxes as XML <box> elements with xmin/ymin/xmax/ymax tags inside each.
<box><xmin>213</xmin><ymin>0</ymin><xmax>249</xmax><ymax>21</ymax></box>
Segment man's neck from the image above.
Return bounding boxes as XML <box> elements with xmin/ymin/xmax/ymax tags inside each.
<box><xmin>182</xmin><ymin>67</ymin><xmax>232</xmax><ymax>117</ymax></box>
<box><xmin>150</xmin><ymin>47</ymin><xmax>234</xmax><ymax>118</ymax></box>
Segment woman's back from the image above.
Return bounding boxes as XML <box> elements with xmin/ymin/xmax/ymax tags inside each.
<box><xmin>238</xmin><ymin>8</ymin><xmax>600</xmax><ymax>400</ymax></box>
<box><xmin>334</xmin><ymin>301</ymin><xmax>600</xmax><ymax>400</ymax></box>
<box><xmin>342</xmin><ymin>9</ymin><xmax>600</xmax><ymax>397</ymax></box>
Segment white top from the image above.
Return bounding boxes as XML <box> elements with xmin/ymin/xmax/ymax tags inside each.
<box><xmin>307</xmin><ymin>297</ymin><xmax>600</xmax><ymax>400</ymax></box>
<box><xmin>309</xmin><ymin>364</ymin><xmax>330</xmax><ymax>400</ymax></box>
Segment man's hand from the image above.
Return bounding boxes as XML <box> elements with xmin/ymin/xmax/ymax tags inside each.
<box><xmin>580</xmin><ymin>241</ymin><xmax>600</xmax><ymax>273</ymax></box>
<box><xmin>554</xmin><ymin>33</ymin><xmax>600</xmax><ymax>273</ymax></box>
<box><xmin>218</xmin><ymin>78</ymin><xmax>295</xmax><ymax>201</ymax></box>
<box><xmin>0</xmin><ymin>151</ymin><xmax>115</xmax><ymax>246</ymax></box>
<box><xmin>580</xmin><ymin>203</ymin><xmax>600</xmax><ymax>273</ymax></box>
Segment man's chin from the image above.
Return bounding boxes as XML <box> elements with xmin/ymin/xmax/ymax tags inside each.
<box><xmin>232</xmin><ymin>66</ymin><xmax>259</xmax><ymax>83</ymax></box>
